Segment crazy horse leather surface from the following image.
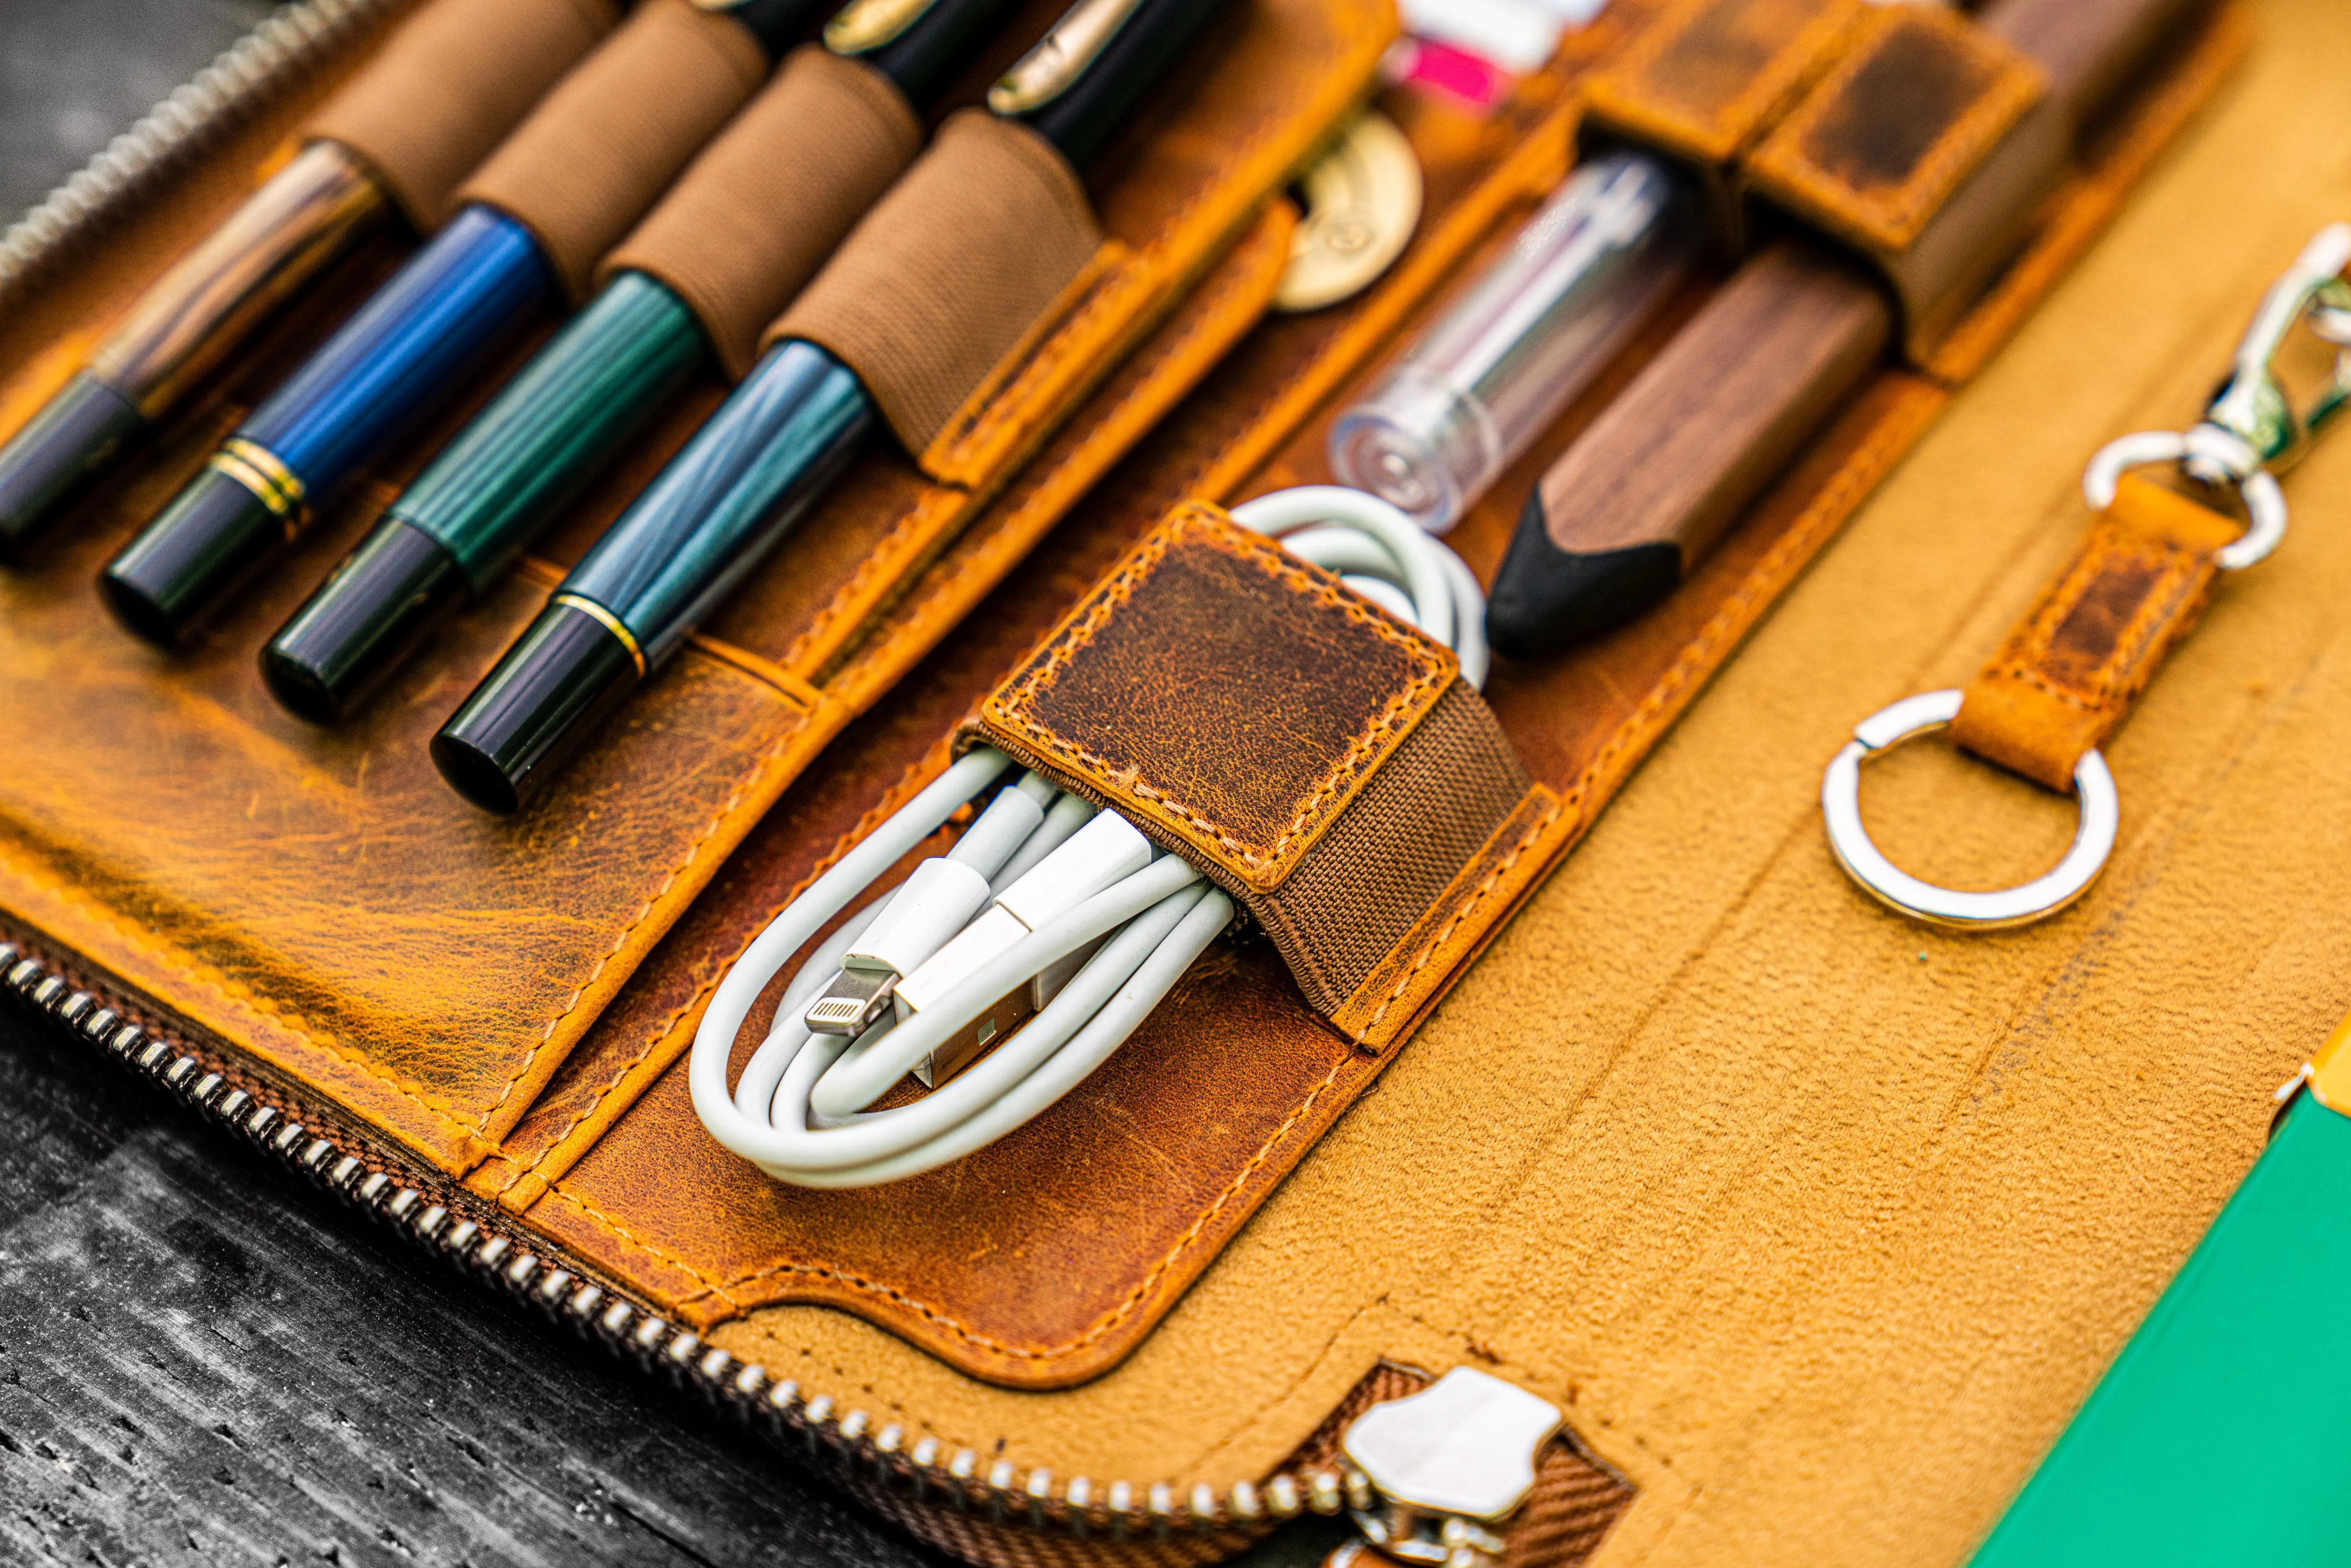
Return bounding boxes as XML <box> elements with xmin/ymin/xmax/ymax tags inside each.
<box><xmin>0</xmin><ymin>0</ymin><xmax>2277</xmax><ymax>1561</ymax></box>
<box><xmin>964</xmin><ymin>505</ymin><xmax>1538</xmax><ymax>1021</ymax></box>
<box><xmin>0</xmin><ymin>0</ymin><xmax>1390</xmax><ymax>1171</ymax></box>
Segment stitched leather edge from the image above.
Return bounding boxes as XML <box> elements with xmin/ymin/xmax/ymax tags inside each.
<box><xmin>1582</xmin><ymin>0</ymin><xmax>1864</xmax><ymax>167</ymax></box>
<box><xmin>1745</xmin><ymin>5</ymin><xmax>2047</xmax><ymax>254</ymax></box>
<box><xmin>978</xmin><ymin>505</ymin><xmax>1454</xmax><ymax>892</ymax></box>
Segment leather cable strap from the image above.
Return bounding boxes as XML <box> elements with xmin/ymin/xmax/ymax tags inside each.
<box><xmin>966</xmin><ymin>504</ymin><xmax>1533</xmax><ymax>1022</ymax></box>
<box><xmin>1949</xmin><ymin>473</ymin><xmax>2241</xmax><ymax>792</ymax></box>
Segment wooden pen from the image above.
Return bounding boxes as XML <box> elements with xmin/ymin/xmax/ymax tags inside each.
<box><xmin>1485</xmin><ymin>0</ymin><xmax>2216</xmax><ymax>659</ymax></box>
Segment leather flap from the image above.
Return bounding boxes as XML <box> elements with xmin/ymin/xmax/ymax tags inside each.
<box><xmin>1745</xmin><ymin>5</ymin><xmax>2047</xmax><ymax>256</ymax></box>
<box><xmin>1581</xmin><ymin>0</ymin><xmax>1861</xmax><ymax>172</ymax></box>
<box><xmin>971</xmin><ymin>503</ymin><xmax>1457</xmax><ymax>894</ymax></box>
<box><xmin>965</xmin><ymin>501</ymin><xmax>1538</xmax><ymax>1021</ymax></box>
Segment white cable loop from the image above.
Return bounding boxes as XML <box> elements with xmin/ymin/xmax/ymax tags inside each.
<box><xmin>691</xmin><ymin>488</ymin><xmax>1494</xmax><ymax>1188</ymax></box>
<box><xmin>1229</xmin><ymin>485</ymin><xmax>1490</xmax><ymax>688</ymax></box>
<box><xmin>691</xmin><ymin>750</ymin><xmax>1235</xmax><ymax>1188</ymax></box>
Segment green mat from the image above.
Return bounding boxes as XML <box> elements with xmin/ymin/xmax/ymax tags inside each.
<box><xmin>1970</xmin><ymin>1091</ymin><xmax>2351</xmax><ymax>1566</ymax></box>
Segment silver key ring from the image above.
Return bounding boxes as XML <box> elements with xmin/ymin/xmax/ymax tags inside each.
<box><xmin>1820</xmin><ymin>689</ymin><xmax>2119</xmax><ymax>930</ymax></box>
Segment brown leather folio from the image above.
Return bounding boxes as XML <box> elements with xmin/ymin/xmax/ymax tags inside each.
<box><xmin>0</xmin><ymin>0</ymin><xmax>2321</xmax><ymax>1563</ymax></box>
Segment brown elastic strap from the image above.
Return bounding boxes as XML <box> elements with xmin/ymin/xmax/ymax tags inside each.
<box><xmin>454</xmin><ymin>0</ymin><xmax>768</xmax><ymax>303</ymax></box>
<box><xmin>765</xmin><ymin>108</ymin><xmax>1103</xmax><ymax>452</ymax></box>
<box><xmin>304</xmin><ymin>0</ymin><xmax>617</xmax><ymax>230</ymax></box>
<box><xmin>1255</xmin><ymin>683</ymin><xmax>1530</xmax><ymax>1014</ymax></box>
<box><xmin>596</xmin><ymin>47</ymin><xmax>921</xmax><ymax>379</ymax></box>
<box><xmin>1949</xmin><ymin>474</ymin><xmax>2241</xmax><ymax>791</ymax></box>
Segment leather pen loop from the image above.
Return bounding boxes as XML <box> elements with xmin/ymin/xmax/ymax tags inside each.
<box><xmin>1820</xmin><ymin>224</ymin><xmax>2351</xmax><ymax>931</ymax></box>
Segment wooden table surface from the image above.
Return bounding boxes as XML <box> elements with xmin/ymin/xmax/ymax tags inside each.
<box><xmin>0</xmin><ymin>10</ymin><xmax>1343</xmax><ymax>1567</ymax></box>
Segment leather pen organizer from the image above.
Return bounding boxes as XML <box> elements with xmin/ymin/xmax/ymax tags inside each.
<box><xmin>473</xmin><ymin>18</ymin><xmax>1653</xmax><ymax>1387</ymax></box>
<box><xmin>0</xmin><ymin>0</ymin><xmax>1389</xmax><ymax>1176</ymax></box>
<box><xmin>490</xmin><ymin>0</ymin><xmax>2236</xmax><ymax>1426</ymax></box>
<box><xmin>0</xmin><ymin>0</ymin><xmax>2257</xmax><ymax>1560</ymax></box>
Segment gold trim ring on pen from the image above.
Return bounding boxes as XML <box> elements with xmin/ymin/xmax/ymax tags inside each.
<box><xmin>210</xmin><ymin>437</ymin><xmax>308</xmax><ymax>537</ymax></box>
<box><xmin>552</xmin><ymin>592</ymin><xmax>647</xmax><ymax>676</ymax></box>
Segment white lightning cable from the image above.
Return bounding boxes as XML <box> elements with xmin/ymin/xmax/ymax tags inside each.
<box><xmin>688</xmin><ymin>486</ymin><xmax>1484</xmax><ymax>1187</ymax></box>
<box><xmin>1230</xmin><ymin>485</ymin><xmax>1488</xmax><ymax>689</ymax></box>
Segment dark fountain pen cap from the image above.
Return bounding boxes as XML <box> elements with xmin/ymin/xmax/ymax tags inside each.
<box><xmin>431</xmin><ymin>594</ymin><xmax>644</xmax><ymax>814</ymax></box>
<box><xmin>98</xmin><ymin>459</ymin><xmax>291</xmax><ymax>647</ymax></box>
<box><xmin>262</xmin><ymin>518</ymin><xmax>470</xmax><ymax>723</ymax></box>
<box><xmin>0</xmin><ymin>371</ymin><xmax>143</xmax><ymax>566</ymax></box>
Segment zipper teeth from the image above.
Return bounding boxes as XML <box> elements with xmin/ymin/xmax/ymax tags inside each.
<box><xmin>0</xmin><ymin>936</ymin><xmax>1354</xmax><ymax>1542</ymax></box>
<box><xmin>0</xmin><ymin>0</ymin><xmax>410</xmax><ymax>307</ymax></box>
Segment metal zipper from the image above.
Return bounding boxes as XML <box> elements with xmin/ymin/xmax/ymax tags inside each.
<box><xmin>0</xmin><ymin>0</ymin><xmax>411</xmax><ymax>308</ymax></box>
<box><xmin>0</xmin><ymin>930</ymin><xmax>1358</xmax><ymax>1547</ymax></box>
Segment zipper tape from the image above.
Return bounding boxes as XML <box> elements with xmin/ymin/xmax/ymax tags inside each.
<box><xmin>0</xmin><ymin>931</ymin><xmax>1359</xmax><ymax>1547</ymax></box>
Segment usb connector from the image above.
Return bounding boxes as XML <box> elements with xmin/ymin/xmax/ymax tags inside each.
<box><xmin>801</xmin><ymin>856</ymin><xmax>992</xmax><ymax>1036</ymax></box>
<box><xmin>893</xmin><ymin>810</ymin><xmax>1156</xmax><ymax>1083</ymax></box>
<box><xmin>803</xmin><ymin>966</ymin><xmax>898</xmax><ymax>1035</ymax></box>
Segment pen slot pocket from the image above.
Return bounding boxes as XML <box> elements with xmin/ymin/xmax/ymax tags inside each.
<box><xmin>672</xmin><ymin>0</ymin><xmax>1398</xmax><ymax>682</ymax></box>
<box><xmin>450</xmin><ymin>0</ymin><xmax>769</xmax><ymax>304</ymax></box>
<box><xmin>595</xmin><ymin>46</ymin><xmax>924</xmax><ymax>380</ymax></box>
<box><xmin>303</xmin><ymin>0</ymin><xmax>619</xmax><ymax>231</ymax></box>
<box><xmin>765</xmin><ymin>110</ymin><xmax>1110</xmax><ymax>460</ymax></box>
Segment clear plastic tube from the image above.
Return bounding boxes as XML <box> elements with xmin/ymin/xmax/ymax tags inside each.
<box><xmin>1330</xmin><ymin>150</ymin><xmax>1700</xmax><ymax>534</ymax></box>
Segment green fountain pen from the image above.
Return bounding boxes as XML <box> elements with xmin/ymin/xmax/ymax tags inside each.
<box><xmin>1967</xmin><ymin>1011</ymin><xmax>2351</xmax><ymax>1566</ymax></box>
<box><xmin>262</xmin><ymin>0</ymin><xmax>1024</xmax><ymax>723</ymax></box>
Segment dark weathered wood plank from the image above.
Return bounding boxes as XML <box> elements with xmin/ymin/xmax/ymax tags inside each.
<box><xmin>0</xmin><ymin>0</ymin><xmax>277</xmax><ymax>218</ymax></box>
<box><xmin>0</xmin><ymin>1006</ymin><xmax>955</xmax><ymax>1568</ymax></box>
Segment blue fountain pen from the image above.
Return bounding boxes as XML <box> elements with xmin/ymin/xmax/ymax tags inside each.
<box><xmin>98</xmin><ymin>0</ymin><xmax>827</xmax><ymax>648</ymax></box>
<box><xmin>433</xmin><ymin>0</ymin><xmax>1228</xmax><ymax>813</ymax></box>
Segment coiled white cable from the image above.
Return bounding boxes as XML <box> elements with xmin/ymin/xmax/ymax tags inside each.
<box><xmin>690</xmin><ymin>486</ymin><xmax>1484</xmax><ymax>1186</ymax></box>
<box><xmin>1228</xmin><ymin>485</ymin><xmax>1488</xmax><ymax>690</ymax></box>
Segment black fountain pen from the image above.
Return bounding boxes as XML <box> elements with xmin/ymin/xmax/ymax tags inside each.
<box><xmin>433</xmin><ymin>0</ymin><xmax>1228</xmax><ymax>813</ymax></box>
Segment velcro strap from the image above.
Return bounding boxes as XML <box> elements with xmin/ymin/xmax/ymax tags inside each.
<box><xmin>597</xmin><ymin>47</ymin><xmax>920</xmax><ymax>379</ymax></box>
